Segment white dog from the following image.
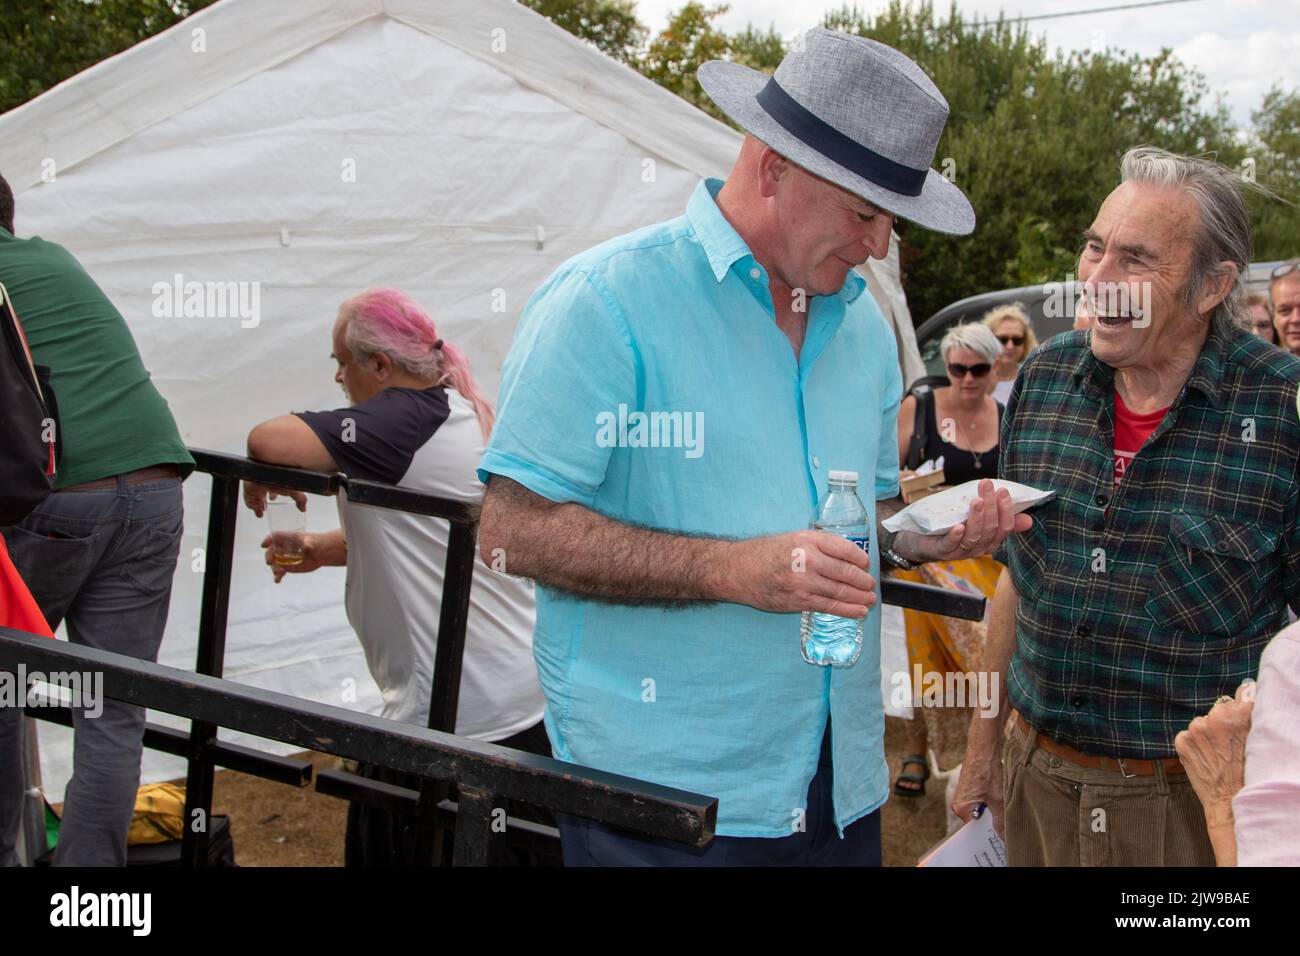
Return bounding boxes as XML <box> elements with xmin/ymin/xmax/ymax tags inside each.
<box><xmin>928</xmin><ymin>749</ymin><xmax>963</xmax><ymax>835</ymax></box>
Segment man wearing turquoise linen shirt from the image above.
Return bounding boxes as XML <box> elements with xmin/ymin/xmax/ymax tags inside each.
<box><xmin>478</xmin><ymin>30</ymin><xmax>1028</xmax><ymax>865</ymax></box>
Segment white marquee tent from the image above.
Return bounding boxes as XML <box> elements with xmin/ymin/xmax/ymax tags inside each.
<box><xmin>0</xmin><ymin>0</ymin><xmax>920</xmax><ymax>799</ymax></box>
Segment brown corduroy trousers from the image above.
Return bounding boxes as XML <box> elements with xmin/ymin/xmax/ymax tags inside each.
<box><xmin>1001</xmin><ymin>715</ymin><xmax>1216</xmax><ymax>867</ymax></box>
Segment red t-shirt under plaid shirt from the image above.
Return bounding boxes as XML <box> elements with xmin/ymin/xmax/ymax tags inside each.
<box><xmin>1113</xmin><ymin>388</ymin><xmax>1169</xmax><ymax>489</ymax></box>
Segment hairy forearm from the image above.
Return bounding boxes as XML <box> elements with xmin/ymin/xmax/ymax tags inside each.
<box><xmin>480</xmin><ymin>477</ymin><xmax>732</xmax><ymax>605</ymax></box>
<box><xmin>876</xmin><ymin>495</ymin><xmax>906</xmax><ymax>559</ymax></box>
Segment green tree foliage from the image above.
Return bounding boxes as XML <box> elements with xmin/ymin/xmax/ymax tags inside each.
<box><xmin>638</xmin><ymin>3</ymin><xmax>733</xmax><ymax>120</ymax></box>
<box><xmin>636</xmin><ymin>3</ymin><xmax>784</xmax><ymax>122</ymax></box>
<box><xmin>1245</xmin><ymin>88</ymin><xmax>1300</xmax><ymax>262</ymax></box>
<box><xmin>0</xmin><ymin>0</ymin><xmax>217</xmax><ymax>114</ymax></box>
<box><xmin>726</xmin><ymin>21</ymin><xmax>785</xmax><ymax>73</ymax></box>
<box><xmin>520</xmin><ymin>0</ymin><xmax>646</xmax><ymax>65</ymax></box>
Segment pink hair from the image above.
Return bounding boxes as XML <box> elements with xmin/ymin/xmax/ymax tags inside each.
<box><xmin>337</xmin><ymin>288</ymin><xmax>496</xmax><ymax>441</ymax></box>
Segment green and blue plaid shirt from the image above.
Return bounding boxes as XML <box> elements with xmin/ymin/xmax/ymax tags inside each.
<box><xmin>999</xmin><ymin>324</ymin><xmax>1300</xmax><ymax>757</ymax></box>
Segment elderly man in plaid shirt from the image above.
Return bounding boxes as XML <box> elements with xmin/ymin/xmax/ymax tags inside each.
<box><xmin>954</xmin><ymin>146</ymin><xmax>1300</xmax><ymax>866</ymax></box>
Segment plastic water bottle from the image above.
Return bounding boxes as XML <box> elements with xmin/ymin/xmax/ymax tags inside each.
<box><xmin>800</xmin><ymin>470</ymin><xmax>870</xmax><ymax>667</ymax></box>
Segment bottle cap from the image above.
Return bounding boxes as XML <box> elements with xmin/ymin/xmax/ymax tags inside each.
<box><xmin>828</xmin><ymin>470</ymin><xmax>859</xmax><ymax>484</ymax></box>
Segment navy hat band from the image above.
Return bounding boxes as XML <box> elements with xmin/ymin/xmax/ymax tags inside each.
<box><xmin>755</xmin><ymin>77</ymin><xmax>927</xmax><ymax>198</ymax></box>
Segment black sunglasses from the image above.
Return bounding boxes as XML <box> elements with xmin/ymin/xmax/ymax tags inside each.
<box><xmin>948</xmin><ymin>362</ymin><xmax>992</xmax><ymax>378</ymax></box>
<box><xmin>996</xmin><ymin>334</ymin><xmax>1025</xmax><ymax>346</ymax></box>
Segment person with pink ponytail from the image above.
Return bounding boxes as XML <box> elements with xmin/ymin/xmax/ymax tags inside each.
<box><xmin>332</xmin><ymin>288</ymin><xmax>496</xmax><ymax>441</ymax></box>
<box><xmin>242</xmin><ymin>288</ymin><xmax>550</xmax><ymax>865</ymax></box>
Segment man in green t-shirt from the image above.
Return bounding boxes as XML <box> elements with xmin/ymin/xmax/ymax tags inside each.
<box><xmin>0</xmin><ymin>174</ymin><xmax>194</xmax><ymax>866</ymax></box>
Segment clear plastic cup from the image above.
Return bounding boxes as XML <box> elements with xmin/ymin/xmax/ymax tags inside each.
<box><xmin>265</xmin><ymin>496</ymin><xmax>306</xmax><ymax>566</ymax></box>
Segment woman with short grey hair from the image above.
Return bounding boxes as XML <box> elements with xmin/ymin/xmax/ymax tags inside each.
<box><xmin>940</xmin><ymin>321</ymin><xmax>1002</xmax><ymax>371</ymax></box>
<box><xmin>901</xmin><ymin>319</ymin><xmax>1001</xmax><ymax>486</ymax></box>
<box><xmin>890</xmin><ymin>321</ymin><xmax>1004</xmax><ymax>797</ymax></box>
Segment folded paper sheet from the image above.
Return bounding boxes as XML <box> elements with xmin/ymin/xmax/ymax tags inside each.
<box><xmin>917</xmin><ymin>812</ymin><xmax>1007</xmax><ymax>867</ymax></box>
<box><xmin>882</xmin><ymin>479</ymin><xmax>1055</xmax><ymax>536</ymax></box>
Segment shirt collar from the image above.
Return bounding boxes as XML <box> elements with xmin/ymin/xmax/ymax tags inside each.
<box><xmin>1072</xmin><ymin>321</ymin><xmax>1229</xmax><ymax>409</ymax></box>
<box><xmin>685</xmin><ymin>178</ymin><xmax>866</xmax><ymax>304</ymax></box>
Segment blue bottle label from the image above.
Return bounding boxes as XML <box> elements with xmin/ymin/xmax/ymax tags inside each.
<box><xmin>845</xmin><ymin>534</ymin><xmax>870</xmax><ymax>554</ymax></box>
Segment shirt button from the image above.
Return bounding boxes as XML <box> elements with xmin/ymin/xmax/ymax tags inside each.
<box><xmin>812</xmin><ymin>456</ymin><xmax>821</xmax><ymax>468</ymax></box>
<box><xmin>1095</xmin><ymin>494</ymin><xmax>1108</xmax><ymax>507</ymax></box>
<box><xmin>1071</xmin><ymin>695</ymin><xmax>1084</xmax><ymax>708</ymax></box>
<box><xmin>1076</xmin><ymin>623</ymin><xmax>1091</xmax><ymax>637</ymax></box>
<box><xmin>749</xmin><ymin>267</ymin><xmax>761</xmax><ymax>280</ymax></box>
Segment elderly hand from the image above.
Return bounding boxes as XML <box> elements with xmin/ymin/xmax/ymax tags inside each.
<box><xmin>1175</xmin><ymin>682</ymin><xmax>1255</xmax><ymax>829</ymax></box>
<box><xmin>898</xmin><ymin>479</ymin><xmax>1032</xmax><ymax>564</ymax></box>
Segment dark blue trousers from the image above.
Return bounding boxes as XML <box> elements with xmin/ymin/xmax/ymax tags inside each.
<box><xmin>558</xmin><ymin>722</ymin><xmax>882</xmax><ymax>866</ymax></box>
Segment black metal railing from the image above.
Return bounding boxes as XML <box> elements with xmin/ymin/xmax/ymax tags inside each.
<box><xmin>7</xmin><ymin>447</ymin><xmax>983</xmax><ymax>866</ymax></box>
<box><xmin>0</xmin><ymin>628</ymin><xmax>715</xmax><ymax>864</ymax></box>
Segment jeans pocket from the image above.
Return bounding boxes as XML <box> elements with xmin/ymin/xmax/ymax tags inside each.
<box><xmin>119</xmin><ymin>521</ymin><xmax>184</xmax><ymax>597</ymax></box>
<box><xmin>3</xmin><ymin>523</ymin><xmax>100</xmax><ymax>596</ymax></box>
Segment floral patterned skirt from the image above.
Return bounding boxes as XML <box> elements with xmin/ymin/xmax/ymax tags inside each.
<box><xmin>889</xmin><ymin>555</ymin><xmax>1002</xmax><ymax>759</ymax></box>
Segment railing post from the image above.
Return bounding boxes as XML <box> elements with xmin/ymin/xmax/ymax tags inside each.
<box><xmin>451</xmin><ymin>787</ymin><xmax>500</xmax><ymax>866</ymax></box>
<box><xmin>417</xmin><ymin>519</ymin><xmax>478</xmax><ymax>865</ymax></box>
<box><xmin>181</xmin><ymin>473</ymin><xmax>240</xmax><ymax>866</ymax></box>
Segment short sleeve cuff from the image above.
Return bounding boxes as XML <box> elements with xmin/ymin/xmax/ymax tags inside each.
<box><xmin>478</xmin><ymin>449</ymin><xmax>599</xmax><ymax>508</ymax></box>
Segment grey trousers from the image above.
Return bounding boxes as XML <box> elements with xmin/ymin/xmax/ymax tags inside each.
<box><xmin>1</xmin><ymin>475</ymin><xmax>184</xmax><ymax>866</ymax></box>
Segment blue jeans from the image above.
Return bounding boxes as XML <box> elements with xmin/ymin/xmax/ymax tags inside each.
<box><xmin>558</xmin><ymin>722</ymin><xmax>882</xmax><ymax>866</ymax></box>
<box><xmin>1</xmin><ymin>475</ymin><xmax>184</xmax><ymax>866</ymax></box>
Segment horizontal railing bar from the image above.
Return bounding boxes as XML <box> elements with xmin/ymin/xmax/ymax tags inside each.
<box><xmin>314</xmin><ymin>768</ymin><xmax>416</xmax><ymax>816</ymax></box>
<box><xmin>25</xmin><ymin>705</ymin><xmax>313</xmax><ymax>787</ymax></box>
<box><xmin>881</xmin><ymin>578</ymin><xmax>985</xmax><ymax>621</ymax></box>
<box><xmin>314</xmin><ymin>769</ymin><xmax>562</xmax><ymax>855</ymax></box>
<box><xmin>340</xmin><ymin>478</ymin><xmax>478</xmax><ymax>524</ymax></box>
<box><xmin>188</xmin><ymin>448</ymin><xmax>340</xmax><ymax>496</ymax></box>
<box><xmin>189</xmin><ymin>448</ymin><xmax>476</xmax><ymax>523</ymax></box>
<box><xmin>0</xmin><ymin>629</ymin><xmax>715</xmax><ymax>846</ymax></box>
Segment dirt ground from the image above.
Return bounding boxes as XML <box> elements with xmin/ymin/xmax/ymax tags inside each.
<box><xmin>187</xmin><ymin>715</ymin><xmax>955</xmax><ymax>866</ymax></box>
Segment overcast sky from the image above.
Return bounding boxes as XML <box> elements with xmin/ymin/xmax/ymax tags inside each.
<box><xmin>631</xmin><ymin>0</ymin><xmax>1300</xmax><ymax>128</ymax></box>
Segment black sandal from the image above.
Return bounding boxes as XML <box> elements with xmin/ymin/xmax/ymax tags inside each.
<box><xmin>893</xmin><ymin>754</ymin><xmax>930</xmax><ymax>798</ymax></box>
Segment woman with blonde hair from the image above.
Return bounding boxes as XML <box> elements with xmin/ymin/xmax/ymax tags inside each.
<box><xmin>982</xmin><ymin>303</ymin><xmax>1036</xmax><ymax>405</ymax></box>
